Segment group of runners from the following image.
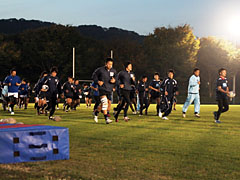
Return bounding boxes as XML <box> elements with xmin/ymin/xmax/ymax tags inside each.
<box><xmin>0</xmin><ymin>58</ymin><xmax>232</xmax><ymax>124</ymax></box>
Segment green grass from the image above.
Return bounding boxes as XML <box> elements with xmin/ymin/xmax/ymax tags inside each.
<box><xmin>1</xmin><ymin>104</ymin><xmax>240</xmax><ymax>180</ymax></box>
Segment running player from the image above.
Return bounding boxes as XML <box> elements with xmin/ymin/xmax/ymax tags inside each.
<box><xmin>18</xmin><ymin>79</ymin><xmax>28</xmax><ymax>109</ymax></box>
<box><xmin>160</xmin><ymin>69</ymin><xmax>178</xmax><ymax>120</ymax></box>
<box><xmin>62</xmin><ymin>76</ymin><xmax>75</xmax><ymax>112</ymax></box>
<box><xmin>39</xmin><ymin>67</ymin><xmax>62</xmax><ymax>120</ymax></box>
<box><xmin>92</xmin><ymin>58</ymin><xmax>117</xmax><ymax>124</ymax></box>
<box><xmin>213</xmin><ymin>68</ymin><xmax>230</xmax><ymax>123</ymax></box>
<box><xmin>83</xmin><ymin>83</ymin><xmax>92</xmax><ymax>108</ymax></box>
<box><xmin>3</xmin><ymin>68</ymin><xmax>21</xmax><ymax>115</ymax></box>
<box><xmin>73</xmin><ymin>79</ymin><xmax>81</xmax><ymax>110</ymax></box>
<box><xmin>149</xmin><ymin>72</ymin><xmax>161</xmax><ymax>116</ymax></box>
<box><xmin>137</xmin><ymin>75</ymin><xmax>149</xmax><ymax>116</ymax></box>
<box><xmin>114</xmin><ymin>62</ymin><xmax>135</xmax><ymax>122</ymax></box>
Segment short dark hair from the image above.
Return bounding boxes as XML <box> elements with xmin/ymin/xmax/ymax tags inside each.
<box><xmin>168</xmin><ymin>69</ymin><xmax>175</xmax><ymax>74</ymax></box>
<box><xmin>50</xmin><ymin>66</ymin><xmax>58</xmax><ymax>73</ymax></box>
<box><xmin>193</xmin><ymin>68</ymin><xmax>200</xmax><ymax>73</ymax></box>
<box><xmin>218</xmin><ymin>68</ymin><xmax>226</xmax><ymax>75</ymax></box>
<box><xmin>154</xmin><ymin>72</ymin><xmax>160</xmax><ymax>76</ymax></box>
<box><xmin>10</xmin><ymin>68</ymin><xmax>16</xmax><ymax>73</ymax></box>
<box><xmin>124</xmin><ymin>62</ymin><xmax>132</xmax><ymax>69</ymax></box>
<box><xmin>160</xmin><ymin>78</ymin><xmax>163</xmax><ymax>81</ymax></box>
<box><xmin>142</xmin><ymin>75</ymin><xmax>147</xmax><ymax>79</ymax></box>
<box><xmin>83</xmin><ymin>83</ymin><xmax>87</xmax><ymax>86</ymax></box>
<box><xmin>68</xmin><ymin>76</ymin><xmax>73</xmax><ymax>79</ymax></box>
<box><xmin>105</xmin><ymin>57</ymin><xmax>113</xmax><ymax>63</ymax></box>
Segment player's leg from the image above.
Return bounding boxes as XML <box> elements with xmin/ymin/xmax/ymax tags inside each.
<box><xmin>194</xmin><ymin>94</ymin><xmax>200</xmax><ymax>117</ymax></box>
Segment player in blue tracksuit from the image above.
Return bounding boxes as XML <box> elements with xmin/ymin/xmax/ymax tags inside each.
<box><xmin>160</xmin><ymin>69</ymin><xmax>178</xmax><ymax>120</ymax></box>
<box><xmin>18</xmin><ymin>79</ymin><xmax>29</xmax><ymax>109</ymax></box>
<box><xmin>3</xmin><ymin>68</ymin><xmax>21</xmax><ymax>115</ymax></box>
<box><xmin>182</xmin><ymin>68</ymin><xmax>201</xmax><ymax>118</ymax></box>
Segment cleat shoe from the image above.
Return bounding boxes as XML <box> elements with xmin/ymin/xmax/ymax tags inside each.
<box><xmin>215</xmin><ymin>120</ymin><xmax>221</xmax><ymax>123</ymax></box>
<box><xmin>94</xmin><ymin>116</ymin><xmax>98</xmax><ymax>123</ymax></box>
<box><xmin>158</xmin><ymin>112</ymin><xmax>163</xmax><ymax>118</ymax></box>
<box><xmin>195</xmin><ymin>114</ymin><xmax>200</xmax><ymax>118</ymax></box>
<box><xmin>182</xmin><ymin>113</ymin><xmax>186</xmax><ymax>118</ymax></box>
<box><xmin>106</xmin><ymin>119</ymin><xmax>113</xmax><ymax>124</ymax></box>
<box><xmin>162</xmin><ymin>116</ymin><xmax>169</xmax><ymax>120</ymax></box>
<box><xmin>132</xmin><ymin>111</ymin><xmax>137</xmax><ymax>115</ymax></box>
<box><xmin>124</xmin><ymin>117</ymin><xmax>130</xmax><ymax>122</ymax></box>
<box><xmin>11</xmin><ymin>111</ymin><xmax>15</xmax><ymax>115</ymax></box>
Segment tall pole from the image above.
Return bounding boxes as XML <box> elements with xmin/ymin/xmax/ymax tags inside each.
<box><xmin>73</xmin><ymin>47</ymin><xmax>75</xmax><ymax>79</ymax></box>
<box><xmin>110</xmin><ymin>50</ymin><xmax>113</xmax><ymax>59</ymax></box>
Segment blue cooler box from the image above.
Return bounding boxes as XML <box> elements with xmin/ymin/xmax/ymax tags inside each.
<box><xmin>0</xmin><ymin>123</ymin><xmax>69</xmax><ymax>164</ymax></box>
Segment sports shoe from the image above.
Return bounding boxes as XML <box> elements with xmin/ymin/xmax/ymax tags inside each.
<box><xmin>132</xmin><ymin>111</ymin><xmax>137</xmax><ymax>115</ymax></box>
<box><xmin>162</xmin><ymin>116</ymin><xmax>168</xmax><ymax>120</ymax></box>
<box><xmin>11</xmin><ymin>111</ymin><xmax>15</xmax><ymax>115</ymax></box>
<box><xmin>94</xmin><ymin>116</ymin><xmax>98</xmax><ymax>123</ymax></box>
<box><xmin>106</xmin><ymin>119</ymin><xmax>113</xmax><ymax>124</ymax></box>
<box><xmin>215</xmin><ymin>120</ymin><xmax>221</xmax><ymax>123</ymax></box>
<box><xmin>213</xmin><ymin>112</ymin><xmax>217</xmax><ymax>120</ymax></box>
<box><xmin>195</xmin><ymin>114</ymin><xmax>200</xmax><ymax>118</ymax></box>
<box><xmin>49</xmin><ymin>116</ymin><xmax>54</xmax><ymax>120</ymax></box>
<box><xmin>182</xmin><ymin>113</ymin><xmax>186</xmax><ymax>118</ymax></box>
<box><xmin>124</xmin><ymin>117</ymin><xmax>130</xmax><ymax>122</ymax></box>
<box><xmin>158</xmin><ymin>112</ymin><xmax>163</xmax><ymax>118</ymax></box>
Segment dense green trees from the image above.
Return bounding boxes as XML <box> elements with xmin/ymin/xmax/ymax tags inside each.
<box><xmin>0</xmin><ymin>24</ymin><xmax>239</xmax><ymax>103</ymax></box>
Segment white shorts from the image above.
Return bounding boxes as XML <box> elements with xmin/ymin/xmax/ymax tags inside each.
<box><xmin>8</xmin><ymin>92</ymin><xmax>18</xmax><ymax>98</ymax></box>
<box><xmin>20</xmin><ymin>95</ymin><xmax>27</xmax><ymax>98</ymax></box>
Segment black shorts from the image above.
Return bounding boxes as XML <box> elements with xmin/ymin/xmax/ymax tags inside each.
<box><xmin>150</xmin><ymin>93</ymin><xmax>160</xmax><ymax>100</ymax></box>
<box><xmin>73</xmin><ymin>94</ymin><xmax>81</xmax><ymax>100</ymax></box>
<box><xmin>39</xmin><ymin>92</ymin><xmax>47</xmax><ymax>99</ymax></box>
<box><xmin>130</xmin><ymin>91</ymin><xmax>136</xmax><ymax>99</ymax></box>
<box><xmin>65</xmin><ymin>95</ymin><xmax>73</xmax><ymax>99</ymax></box>
<box><xmin>99</xmin><ymin>89</ymin><xmax>112</xmax><ymax>101</ymax></box>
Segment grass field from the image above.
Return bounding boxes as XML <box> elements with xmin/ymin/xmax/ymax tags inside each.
<box><xmin>1</xmin><ymin>104</ymin><xmax>240</xmax><ymax>180</ymax></box>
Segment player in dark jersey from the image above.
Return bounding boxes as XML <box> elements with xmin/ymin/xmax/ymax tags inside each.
<box><xmin>73</xmin><ymin>79</ymin><xmax>82</xmax><ymax>110</ymax></box>
<box><xmin>92</xmin><ymin>58</ymin><xmax>117</xmax><ymax>124</ymax></box>
<box><xmin>39</xmin><ymin>67</ymin><xmax>62</xmax><ymax>120</ymax></box>
<box><xmin>83</xmin><ymin>83</ymin><xmax>92</xmax><ymax>108</ymax></box>
<box><xmin>149</xmin><ymin>72</ymin><xmax>161</xmax><ymax>116</ymax></box>
<box><xmin>62</xmin><ymin>76</ymin><xmax>75</xmax><ymax>112</ymax></box>
<box><xmin>160</xmin><ymin>69</ymin><xmax>178</xmax><ymax>120</ymax></box>
<box><xmin>213</xmin><ymin>68</ymin><xmax>230</xmax><ymax>123</ymax></box>
<box><xmin>137</xmin><ymin>75</ymin><xmax>149</xmax><ymax>115</ymax></box>
<box><xmin>34</xmin><ymin>71</ymin><xmax>48</xmax><ymax>115</ymax></box>
<box><xmin>18</xmin><ymin>79</ymin><xmax>28</xmax><ymax>109</ymax></box>
<box><xmin>114</xmin><ymin>62</ymin><xmax>135</xmax><ymax>122</ymax></box>
<box><xmin>130</xmin><ymin>85</ymin><xmax>137</xmax><ymax>114</ymax></box>
<box><xmin>91</xmin><ymin>82</ymin><xmax>100</xmax><ymax>112</ymax></box>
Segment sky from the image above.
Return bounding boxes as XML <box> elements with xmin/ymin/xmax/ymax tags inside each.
<box><xmin>1</xmin><ymin>0</ymin><xmax>240</xmax><ymax>41</ymax></box>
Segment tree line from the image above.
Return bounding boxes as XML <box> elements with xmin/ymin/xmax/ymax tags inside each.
<box><xmin>0</xmin><ymin>23</ymin><xmax>239</xmax><ymax>103</ymax></box>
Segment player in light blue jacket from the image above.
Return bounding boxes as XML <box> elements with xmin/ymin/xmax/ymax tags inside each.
<box><xmin>182</xmin><ymin>68</ymin><xmax>200</xmax><ymax>118</ymax></box>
